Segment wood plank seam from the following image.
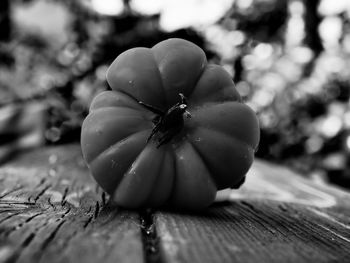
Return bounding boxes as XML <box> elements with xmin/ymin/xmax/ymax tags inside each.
<box><xmin>140</xmin><ymin>209</ymin><xmax>164</xmax><ymax>263</ymax></box>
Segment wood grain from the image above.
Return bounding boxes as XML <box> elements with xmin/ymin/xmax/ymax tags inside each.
<box><xmin>0</xmin><ymin>145</ymin><xmax>143</xmax><ymax>263</ymax></box>
<box><xmin>155</xmin><ymin>161</ymin><xmax>350</xmax><ymax>263</ymax></box>
<box><xmin>1</xmin><ymin>145</ymin><xmax>350</xmax><ymax>263</ymax></box>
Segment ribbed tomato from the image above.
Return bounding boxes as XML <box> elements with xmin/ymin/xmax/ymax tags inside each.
<box><xmin>81</xmin><ymin>38</ymin><xmax>260</xmax><ymax>210</ymax></box>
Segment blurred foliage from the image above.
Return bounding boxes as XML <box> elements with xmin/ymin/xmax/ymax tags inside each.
<box><xmin>1</xmin><ymin>0</ymin><xmax>350</xmax><ymax>188</ymax></box>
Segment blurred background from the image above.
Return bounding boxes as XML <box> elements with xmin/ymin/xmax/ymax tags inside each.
<box><xmin>1</xmin><ymin>0</ymin><xmax>350</xmax><ymax>189</ymax></box>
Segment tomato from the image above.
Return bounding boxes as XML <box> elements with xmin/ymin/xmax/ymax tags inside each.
<box><xmin>81</xmin><ymin>38</ymin><xmax>260</xmax><ymax>210</ymax></box>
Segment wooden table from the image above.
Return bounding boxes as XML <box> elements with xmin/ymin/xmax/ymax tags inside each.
<box><xmin>0</xmin><ymin>145</ymin><xmax>349</xmax><ymax>263</ymax></box>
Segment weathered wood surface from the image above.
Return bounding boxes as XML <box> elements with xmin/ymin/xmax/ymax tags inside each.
<box><xmin>0</xmin><ymin>145</ymin><xmax>143</xmax><ymax>263</ymax></box>
<box><xmin>0</xmin><ymin>145</ymin><xmax>350</xmax><ymax>263</ymax></box>
<box><xmin>156</xmin><ymin>161</ymin><xmax>350</xmax><ymax>263</ymax></box>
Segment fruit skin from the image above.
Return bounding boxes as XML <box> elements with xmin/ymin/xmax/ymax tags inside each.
<box><xmin>81</xmin><ymin>38</ymin><xmax>260</xmax><ymax>210</ymax></box>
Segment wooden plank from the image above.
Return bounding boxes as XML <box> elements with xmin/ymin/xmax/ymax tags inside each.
<box><xmin>155</xmin><ymin>160</ymin><xmax>350</xmax><ymax>263</ymax></box>
<box><xmin>0</xmin><ymin>145</ymin><xmax>144</xmax><ymax>263</ymax></box>
<box><xmin>2</xmin><ymin>144</ymin><xmax>350</xmax><ymax>263</ymax></box>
